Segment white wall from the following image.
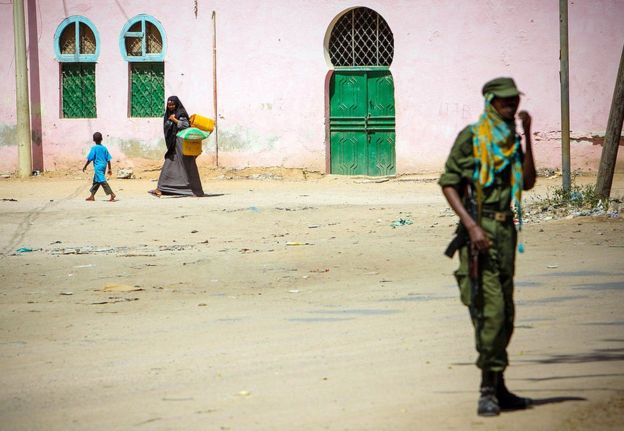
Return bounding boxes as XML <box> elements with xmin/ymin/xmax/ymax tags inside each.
<box><xmin>0</xmin><ymin>0</ymin><xmax>622</xmax><ymax>173</ymax></box>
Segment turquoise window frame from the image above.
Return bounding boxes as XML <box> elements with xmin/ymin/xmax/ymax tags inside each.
<box><xmin>54</xmin><ymin>16</ymin><xmax>100</xmax><ymax>63</ymax></box>
<box><xmin>119</xmin><ymin>14</ymin><xmax>167</xmax><ymax>62</ymax></box>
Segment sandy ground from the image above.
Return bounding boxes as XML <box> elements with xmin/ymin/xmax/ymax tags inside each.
<box><xmin>0</xmin><ymin>169</ymin><xmax>623</xmax><ymax>431</ymax></box>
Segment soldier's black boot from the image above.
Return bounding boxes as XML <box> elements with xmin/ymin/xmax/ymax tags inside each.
<box><xmin>477</xmin><ymin>370</ymin><xmax>500</xmax><ymax>416</ymax></box>
<box><xmin>496</xmin><ymin>372</ymin><xmax>533</xmax><ymax>410</ymax></box>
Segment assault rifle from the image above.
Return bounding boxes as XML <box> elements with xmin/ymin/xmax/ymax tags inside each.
<box><xmin>444</xmin><ymin>183</ymin><xmax>482</xmax><ymax>321</ymax></box>
<box><xmin>466</xmin><ymin>183</ymin><xmax>481</xmax><ymax>319</ymax></box>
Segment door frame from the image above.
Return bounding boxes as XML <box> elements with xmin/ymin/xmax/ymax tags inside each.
<box><xmin>325</xmin><ymin>66</ymin><xmax>395</xmax><ymax>175</ymax></box>
<box><xmin>324</xmin><ymin>69</ymin><xmax>334</xmax><ymax>174</ymax></box>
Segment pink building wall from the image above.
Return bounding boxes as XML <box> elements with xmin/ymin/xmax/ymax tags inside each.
<box><xmin>0</xmin><ymin>0</ymin><xmax>623</xmax><ymax>174</ymax></box>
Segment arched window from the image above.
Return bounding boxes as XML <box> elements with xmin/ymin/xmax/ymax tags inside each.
<box><xmin>54</xmin><ymin>16</ymin><xmax>100</xmax><ymax>62</ymax></box>
<box><xmin>120</xmin><ymin>14</ymin><xmax>166</xmax><ymax>62</ymax></box>
<box><xmin>54</xmin><ymin>16</ymin><xmax>99</xmax><ymax>118</ymax></box>
<box><xmin>120</xmin><ymin>15</ymin><xmax>166</xmax><ymax>117</ymax></box>
<box><xmin>328</xmin><ymin>8</ymin><xmax>394</xmax><ymax>67</ymax></box>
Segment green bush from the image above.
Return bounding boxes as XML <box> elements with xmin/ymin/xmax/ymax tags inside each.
<box><xmin>539</xmin><ymin>183</ymin><xmax>608</xmax><ymax>209</ymax></box>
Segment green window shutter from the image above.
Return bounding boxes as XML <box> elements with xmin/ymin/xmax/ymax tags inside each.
<box><xmin>62</xmin><ymin>63</ymin><xmax>96</xmax><ymax>118</ymax></box>
<box><xmin>130</xmin><ymin>62</ymin><xmax>164</xmax><ymax>117</ymax></box>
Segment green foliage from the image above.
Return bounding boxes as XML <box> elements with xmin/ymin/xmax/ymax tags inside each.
<box><xmin>538</xmin><ymin>182</ymin><xmax>607</xmax><ymax>210</ymax></box>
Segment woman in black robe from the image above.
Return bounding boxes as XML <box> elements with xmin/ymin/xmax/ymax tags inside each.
<box><xmin>149</xmin><ymin>96</ymin><xmax>204</xmax><ymax>197</ymax></box>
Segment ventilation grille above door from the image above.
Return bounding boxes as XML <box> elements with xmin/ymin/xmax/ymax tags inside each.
<box><xmin>329</xmin><ymin>8</ymin><xmax>394</xmax><ymax>67</ymax></box>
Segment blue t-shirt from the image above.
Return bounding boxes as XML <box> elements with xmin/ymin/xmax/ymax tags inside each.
<box><xmin>87</xmin><ymin>144</ymin><xmax>112</xmax><ymax>183</ymax></box>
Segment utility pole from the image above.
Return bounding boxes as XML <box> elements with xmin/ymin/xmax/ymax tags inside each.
<box><xmin>596</xmin><ymin>43</ymin><xmax>624</xmax><ymax>199</ymax></box>
<box><xmin>13</xmin><ymin>0</ymin><xmax>32</xmax><ymax>178</ymax></box>
<box><xmin>560</xmin><ymin>0</ymin><xmax>571</xmax><ymax>191</ymax></box>
<box><xmin>212</xmin><ymin>10</ymin><xmax>219</xmax><ymax>168</ymax></box>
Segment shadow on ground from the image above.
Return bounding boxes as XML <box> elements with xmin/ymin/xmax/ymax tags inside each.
<box><xmin>516</xmin><ymin>347</ymin><xmax>624</xmax><ymax>365</ymax></box>
<box><xmin>531</xmin><ymin>396</ymin><xmax>587</xmax><ymax>406</ymax></box>
<box><xmin>520</xmin><ymin>373</ymin><xmax>624</xmax><ymax>382</ymax></box>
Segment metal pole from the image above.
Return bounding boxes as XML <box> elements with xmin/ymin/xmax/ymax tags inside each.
<box><xmin>13</xmin><ymin>0</ymin><xmax>32</xmax><ymax>178</ymax></box>
<box><xmin>595</xmin><ymin>42</ymin><xmax>624</xmax><ymax>199</ymax></box>
<box><xmin>212</xmin><ymin>10</ymin><xmax>219</xmax><ymax>168</ymax></box>
<box><xmin>560</xmin><ymin>0</ymin><xmax>571</xmax><ymax>191</ymax></box>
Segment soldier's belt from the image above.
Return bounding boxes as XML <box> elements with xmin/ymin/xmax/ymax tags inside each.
<box><xmin>481</xmin><ymin>209</ymin><xmax>514</xmax><ymax>222</ymax></box>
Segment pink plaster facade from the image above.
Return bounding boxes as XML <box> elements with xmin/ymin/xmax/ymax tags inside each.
<box><xmin>0</xmin><ymin>0</ymin><xmax>623</xmax><ymax>174</ymax></box>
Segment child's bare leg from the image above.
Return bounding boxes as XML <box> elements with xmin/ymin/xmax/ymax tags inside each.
<box><xmin>102</xmin><ymin>182</ymin><xmax>116</xmax><ymax>201</ymax></box>
<box><xmin>88</xmin><ymin>182</ymin><xmax>99</xmax><ymax>200</ymax></box>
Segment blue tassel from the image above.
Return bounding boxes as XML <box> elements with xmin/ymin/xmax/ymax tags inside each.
<box><xmin>518</xmin><ymin>243</ymin><xmax>525</xmax><ymax>253</ymax></box>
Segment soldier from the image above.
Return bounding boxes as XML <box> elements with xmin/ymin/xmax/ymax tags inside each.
<box><xmin>439</xmin><ymin>77</ymin><xmax>536</xmax><ymax>416</ymax></box>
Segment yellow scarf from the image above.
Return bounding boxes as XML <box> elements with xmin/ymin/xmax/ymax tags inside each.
<box><xmin>471</xmin><ymin>93</ymin><xmax>523</xmax><ymax>224</ymax></box>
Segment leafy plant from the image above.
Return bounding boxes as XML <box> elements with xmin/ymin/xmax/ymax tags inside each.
<box><xmin>535</xmin><ymin>183</ymin><xmax>608</xmax><ymax>210</ymax></box>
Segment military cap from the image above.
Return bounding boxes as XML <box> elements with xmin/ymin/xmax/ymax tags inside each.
<box><xmin>482</xmin><ymin>77</ymin><xmax>522</xmax><ymax>98</ymax></box>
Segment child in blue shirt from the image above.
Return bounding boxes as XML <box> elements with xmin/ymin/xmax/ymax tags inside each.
<box><xmin>82</xmin><ymin>132</ymin><xmax>116</xmax><ymax>202</ymax></box>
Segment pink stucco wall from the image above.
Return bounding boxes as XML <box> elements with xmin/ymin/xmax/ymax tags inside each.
<box><xmin>0</xmin><ymin>0</ymin><xmax>623</xmax><ymax>173</ymax></box>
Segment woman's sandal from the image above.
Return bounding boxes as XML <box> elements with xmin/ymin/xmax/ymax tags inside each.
<box><xmin>148</xmin><ymin>189</ymin><xmax>162</xmax><ymax>197</ymax></box>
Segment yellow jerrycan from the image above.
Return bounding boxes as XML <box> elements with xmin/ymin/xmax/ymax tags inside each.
<box><xmin>190</xmin><ymin>114</ymin><xmax>215</xmax><ymax>132</ymax></box>
<box><xmin>182</xmin><ymin>140</ymin><xmax>202</xmax><ymax>156</ymax></box>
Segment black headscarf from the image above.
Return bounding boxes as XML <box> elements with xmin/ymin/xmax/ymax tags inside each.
<box><xmin>163</xmin><ymin>95</ymin><xmax>189</xmax><ymax>158</ymax></box>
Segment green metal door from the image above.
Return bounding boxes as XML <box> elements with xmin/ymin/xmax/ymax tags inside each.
<box><xmin>330</xmin><ymin>69</ymin><xmax>395</xmax><ymax>176</ymax></box>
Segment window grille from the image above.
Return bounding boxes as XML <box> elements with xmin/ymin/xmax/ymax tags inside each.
<box><xmin>130</xmin><ymin>63</ymin><xmax>164</xmax><ymax>117</ymax></box>
<box><xmin>329</xmin><ymin>8</ymin><xmax>394</xmax><ymax>67</ymax></box>
<box><xmin>60</xmin><ymin>25</ymin><xmax>75</xmax><ymax>54</ymax></box>
<box><xmin>79</xmin><ymin>23</ymin><xmax>96</xmax><ymax>55</ymax></box>
<box><xmin>146</xmin><ymin>22</ymin><xmax>163</xmax><ymax>54</ymax></box>
<box><xmin>121</xmin><ymin>15</ymin><xmax>166</xmax><ymax>117</ymax></box>
<box><xmin>125</xmin><ymin>35</ymin><xmax>142</xmax><ymax>57</ymax></box>
<box><xmin>61</xmin><ymin>63</ymin><xmax>96</xmax><ymax>118</ymax></box>
<box><xmin>120</xmin><ymin>15</ymin><xmax>166</xmax><ymax>62</ymax></box>
<box><xmin>55</xmin><ymin>17</ymin><xmax>99</xmax><ymax>118</ymax></box>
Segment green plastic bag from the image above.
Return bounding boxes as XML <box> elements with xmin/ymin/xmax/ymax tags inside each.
<box><xmin>176</xmin><ymin>127</ymin><xmax>211</xmax><ymax>141</ymax></box>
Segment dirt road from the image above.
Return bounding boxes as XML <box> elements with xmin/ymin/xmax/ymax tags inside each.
<box><xmin>1</xmin><ymin>172</ymin><xmax>623</xmax><ymax>430</ymax></box>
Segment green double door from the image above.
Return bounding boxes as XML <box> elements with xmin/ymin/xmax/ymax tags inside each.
<box><xmin>329</xmin><ymin>69</ymin><xmax>396</xmax><ymax>176</ymax></box>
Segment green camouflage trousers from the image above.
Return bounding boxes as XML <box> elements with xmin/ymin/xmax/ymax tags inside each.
<box><xmin>454</xmin><ymin>217</ymin><xmax>517</xmax><ymax>372</ymax></box>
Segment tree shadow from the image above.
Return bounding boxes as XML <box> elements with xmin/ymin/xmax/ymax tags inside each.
<box><xmin>583</xmin><ymin>321</ymin><xmax>624</xmax><ymax>326</ymax></box>
<box><xmin>518</xmin><ymin>350</ymin><xmax>624</xmax><ymax>365</ymax></box>
<box><xmin>451</xmin><ymin>347</ymin><xmax>624</xmax><ymax>367</ymax></box>
<box><xmin>520</xmin><ymin>373</ymin><xmax>624</xmax><ymax>382</ymax></box>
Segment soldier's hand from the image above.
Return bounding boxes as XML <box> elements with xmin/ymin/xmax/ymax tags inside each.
<box><xmin>518</xmin><ymin>110</ymin><xmax>531</xmax><ymax>133</ymax></box>
<box><xmin>468</xmin><ymin>224</ymin><xmax>490</xmax><ymax>252</ymax></box>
